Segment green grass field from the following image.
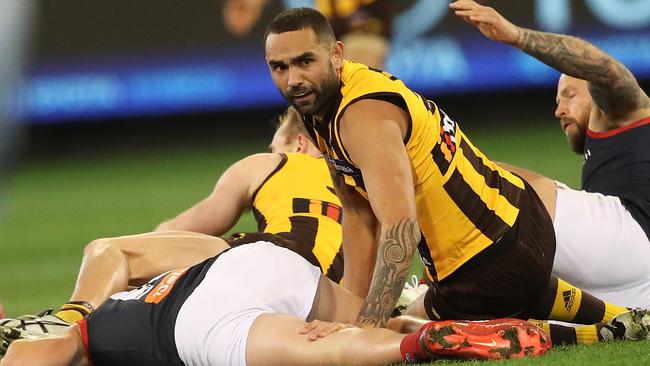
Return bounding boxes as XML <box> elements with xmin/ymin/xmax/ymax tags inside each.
<box><xmin>2</xmin><ymin>121</ymin><xmax>648</xmax><ymax>364</ymax></box>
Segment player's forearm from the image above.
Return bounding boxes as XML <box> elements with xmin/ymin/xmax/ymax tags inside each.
<box><xmin>515</xmin><ymin>28</ymin><xmax>643</xmax><ymax>113</ymax></box>
<box><xmin>340</xmin><ymin>198</ymin><xmax>380</xmax><ymax>297</ymax></box>
<box><xmin>155</xmin><ymin>211</ymin><xmax>204</xmax><ymax>233</ymax></box>
<box><xmin>356</xmin><ymin>217</ymin><xmax>420</xmax><ymax>327</ymax></box>
<box><xmin>155</xmin><ymin>209</ymin><xmax>231</xmax><ymax>236</ymax></box>
<box><xmin>333</xmin><ymin>173</ymin><xmax>379</xmax><ymax>297</ymax></box>
<box><xmin>154</xmin><ymin>218</ymin><xmax>177</xmax><ymax>232</ymax></box>
<box><xmin>342</xmin><ymin>219</ymin><xmax>378</xmax><ymax>297</ymax></box>
<box><xmin>515</xmin><ymin>28</ymin><xmax>615</xmax><ymax>85</ymax></box>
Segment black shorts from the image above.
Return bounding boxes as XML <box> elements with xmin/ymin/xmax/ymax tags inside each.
<box><xmin>84</xmin><ymin>253</ymin><xmax>224</xmax><ymax>366</ymax></box>
<box><xmin>424</xmin><ymin>181</ymin><xmax>556</xmax><ymax>320</ymax></box>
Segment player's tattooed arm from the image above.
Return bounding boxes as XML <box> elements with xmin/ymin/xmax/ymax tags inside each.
<box><xmin>515</xmin><ymin>29</ymin><xmax>648</xmax><ymax>115</ymax></box>
<box><xmin>449</xmin><ymin>0</ymin><xmax>649</xmax><ymax>115</ymax></box>
<box><xmin>356</xmin><ymin>217</ymin><xmax>420</xmax><ymax>327</ymax></box>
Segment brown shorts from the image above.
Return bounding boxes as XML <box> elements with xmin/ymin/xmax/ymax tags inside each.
<box><xmin>424</xmin><ymin>181</ymin><xmax>556</xmax><ymax>320</ymax></box>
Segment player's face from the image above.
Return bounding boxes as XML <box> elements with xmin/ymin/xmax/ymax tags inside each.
<box><xmin>265</xmin><ymin>28</ymin><xmax>342</xmax><ymax>117</ymax></box>
<box><xmin>555</xmin><ymin>75</ymin><xmax>592</xmax><ymax>154</ymax></box>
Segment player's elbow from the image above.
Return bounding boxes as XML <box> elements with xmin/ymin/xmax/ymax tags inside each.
<box><xmin>0</xmin><ymin>354</ymin><xmax>19</xmax><ymax>366</ymax></box>
<box><xmin>83</xmin><ymin>237</ymin><xmax>120</xmax><ymax>260</ymax></box>
<box><xmin>2</xmin><ymin>341</ymin><xmax>32</xmax><ymax>366</ymax></box>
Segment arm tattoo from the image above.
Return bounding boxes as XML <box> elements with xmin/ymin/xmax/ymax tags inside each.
<box><xmin>517</xmin><ymin>29</ymin><xmax>643</xmax><ymax>115</ymax></box>
<box><xmin>356</xmin><ymin>217</ymin><xmax>420</xmax><ymax>327</ymax></box>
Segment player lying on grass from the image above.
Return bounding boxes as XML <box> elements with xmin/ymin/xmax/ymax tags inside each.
<box><xmin>2</xmin><ymin>230</ymin><xmax>649</xmax><ymax>366</ymax></box>
<box><xmin>0</xmin><ymin>106</ymin><xmax>352</xmax><ymax>333</ymax></box>
<box><xmin>0</xmin><ymin>231</ymin><xmax>552</xmax><ymax>365</ymax></box>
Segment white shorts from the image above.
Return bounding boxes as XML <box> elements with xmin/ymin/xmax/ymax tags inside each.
<box><xmin>553</xmin><ymin>182</ymin><xmax>650</xmax><ymax>307</ymax></box>
<box><xmin>174</xmin><ymin>241</ymin><xmax>321</xmax><ymax>366</ymax></box>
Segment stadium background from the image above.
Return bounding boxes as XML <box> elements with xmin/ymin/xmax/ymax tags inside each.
<box><xmin>0</xmin><ymin>1</ymin><xmax>649</xmax><ymax>363</ymax></box>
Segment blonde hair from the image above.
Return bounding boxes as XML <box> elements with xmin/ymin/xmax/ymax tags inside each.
<box><xmin>276</xmin><ymin>106</ymin><xmax>308</xmax><ymax>143</ymax></box>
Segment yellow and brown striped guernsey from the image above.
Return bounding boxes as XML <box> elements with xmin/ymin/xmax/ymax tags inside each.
<box><xmin>305</xmin><ymin>60</ymin><xmax>526</xmax><ymax>281</ymax></box>
<box><xmin>251</xmin><ymin>153</ymin><xmax>344</xmax><ymax>282</ymax></box>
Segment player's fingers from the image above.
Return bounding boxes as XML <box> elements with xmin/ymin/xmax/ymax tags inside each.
<box><xmin>304</xmin><ymin>321</ymin><xmax>333</xmax><ymax>341</ymax></box>
<box><xmin>468</xmin><ymin>13</ymin><xmax>496</xmax><ymax>25</ymax></box>
<box><xmin>317</xmin><ymin>323</ymin><xmax>341</xmax><ymax>338</ymax></box>
<box><xmin>318</xmin><ymin>323</ymin><xmax>354</xmax><ymax>338</ymax></box>
<box><xmin>299</xmin><ymin>320</ymin><xmax>321</xmax><ymax>334</ymax></box>
<box><xmin>456</xmin><ymin>14</ymin><xmax>481</xmax><ymax>28</ymax></box>
<box><xmin>307</xmin><ymin>324</ymin><xmax>330</xmax><ymax>341</ymax></box>
<box><xmin>455</xmin><ymin>10</ymin><xmax>488</xmax><ymax>26</ymax></box>
<box><xmin>453</xmin><ymin>9</ymin><xmax>473</xmax><ymax>17</ymax></box>
<box><xmin>449</xmin><ymin>0</ymin><xmax>476</xmax><ymax>10</ymax></box>
<box><xmin>454</xmin><ymin>9</ymin><xmax>481</xmax><ymax>22</ymax></box>
<box><xmin>449</xmin><ymin>0</ymin><xmax>484</xmax><ymax>12</ymax></box>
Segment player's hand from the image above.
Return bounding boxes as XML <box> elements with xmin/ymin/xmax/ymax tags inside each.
<box><xmin>299</xmin><ymin>320</ymin><xmax>355</xmax><ymax>341</ymax></box>
<box><xmin>449</xmin><ymin>0</ymin><xmax>520</xmax><ymax>45</ymax></box>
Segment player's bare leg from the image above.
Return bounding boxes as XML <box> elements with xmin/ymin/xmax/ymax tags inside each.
<box><xmin>247</xmin><ymin>314</ymin><xmax>404</xmax><ymax>366</ymax></box>
<box><xmin>497</xmin><ymin>162</ymin><xmax>557</xmax><ymax>220</ymax></box>
<box><xmin>248</xmin><ymin>314</ymin><xmax>551</xmax><ymax>365</ymax></box>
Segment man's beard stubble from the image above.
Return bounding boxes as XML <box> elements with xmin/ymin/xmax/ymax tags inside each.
<box><xmin>288</xmin><ymin>65</ymin><xmax>340</xmax><ymax>119</ymax></box>
<box><xmin>567</xmin><ymin>124</ymin><xmax>587</xmax><ymax>155</ymax></box>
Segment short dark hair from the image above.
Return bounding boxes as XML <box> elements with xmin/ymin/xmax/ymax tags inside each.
<box><xmin>264</xmin><ymin>7</ymin><xmax>336</xmax><ymax>45</ymax></box>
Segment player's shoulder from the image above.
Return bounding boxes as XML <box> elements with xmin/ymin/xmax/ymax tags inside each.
<box><xmin>230</xmin><ymin>153</ymin><xmax>286</xmax><ymax>190</ymax></box>
<box><xmin>234</xmin><ymin>153</ymin><xmax>285</xmax><ymax>170</ymax></box>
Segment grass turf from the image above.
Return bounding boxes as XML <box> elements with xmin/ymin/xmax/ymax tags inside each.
<box><xmin>2</xmin><ymin>121</ymin><xmax>647</xmax><ymax>364</ymax></box>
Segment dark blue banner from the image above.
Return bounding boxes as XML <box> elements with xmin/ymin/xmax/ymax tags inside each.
<box><xmin>18</xmin><ymin>0</ymin><xmax>650</xmax><ymax>123</ymax></box>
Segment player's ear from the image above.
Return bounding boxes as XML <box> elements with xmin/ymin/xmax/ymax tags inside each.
<box><xmin>332</xmin><ymin>41</ymin><xmax>344</xmax><ymax>68</ymax></box>
<box><xmin>296</xmin><ymin>134</ymin><xmax>309</xmax><ymax>153</ymax></box>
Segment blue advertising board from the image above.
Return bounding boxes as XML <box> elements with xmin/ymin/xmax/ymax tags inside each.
<box><xmin>19</xmin><ymin>0</ymin><xmax>650</xmax><ymax>123</ymax></box>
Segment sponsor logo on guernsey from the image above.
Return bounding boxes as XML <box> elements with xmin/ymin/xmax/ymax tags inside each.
<box><xmin>439</xmin><ymin>109</ymin><xmax>458</xmax><ymax>160</ymax></box>
<box><xmin>144</xmin><ymin>268</ymin><xmax>188</xmax><ymax>304</ymax></box>
<box><xmin>324</xmin><ymin>154</ymin><xmax>360</xmax><ymax>176</ymax></box>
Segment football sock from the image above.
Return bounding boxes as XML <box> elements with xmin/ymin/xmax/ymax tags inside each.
<box><xmin>527</xmin><ymin>276</ymin><xmax>630</xmax><ymax>346</ymax></box>
<box><xmin>529</xmin><ymin>320</ymin><xmax>614</xmax><ymax>345</ymax></box>
<box><xmin>534</xmin><ymin>277</ymin><xmax>628</xmax><ymax>324</ymax></box>
<box><xmin>54</xmin><ymin>301</ymin><xmax>94</xmax><ymax>324</ymax></box>
<box><xmin>399</xmin><ymin>326</ymin><xmax>431</xmax><ymax>363</ymax></box>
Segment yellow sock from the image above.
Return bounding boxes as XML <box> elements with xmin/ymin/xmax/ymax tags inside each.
<box><xmin>548</xmin><ymin>278</ymin><xmax>583</xmax><ymax>322</ymax></box>
<box><xmin>54</xmin><ymin>301</ymin><xmax>94</xmax><ymax>324</ymax></box>
<box><xmin>528</xmin><ymin>319</ymin><xmax>551</xmax><ymax>335</ymax></box>
<box><xmin>575</xmin><ymin>325</ymin><xmax>599</xmax><ymax>345</ymax></box>
<box><xmin>601</xmin><ymin>303</ymin><xmax>629</xmax><ymax>323</ymax></box>
<box><xmin>528</xmin><ymin>320</ymin><xmax>604</xmax><ymax>346</ymax></box>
